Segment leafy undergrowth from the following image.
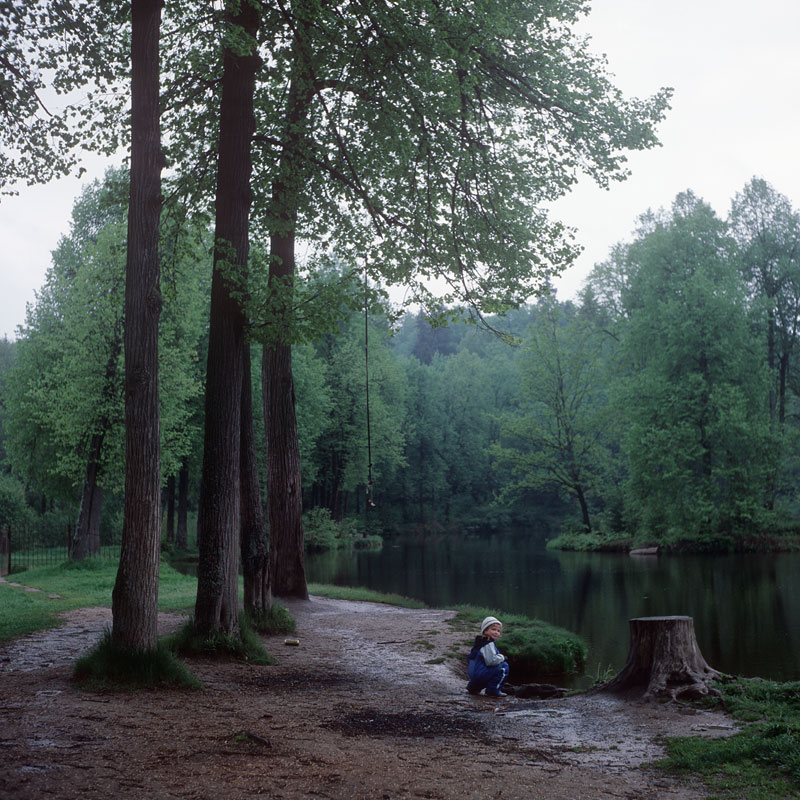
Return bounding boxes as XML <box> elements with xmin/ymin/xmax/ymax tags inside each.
<box><xmin>449</xmin><ymin>606</ymin><xmax>587</xmax><ymax>679</ymax></box>
<box><xmin>658</xmin><ymin>676</ymin><xmax>800</xmax><ymax>799</ymax></box>
<box><xmin>73</xmin><ymin>631</ymin><xmax>202</xmax><ymax>691</ymax></box>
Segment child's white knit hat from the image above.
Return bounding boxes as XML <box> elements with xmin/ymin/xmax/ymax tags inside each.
<box><xmin>481</xmin><ymin>616</ymin><xmax>502</xmax><ymax>633</ymax></box>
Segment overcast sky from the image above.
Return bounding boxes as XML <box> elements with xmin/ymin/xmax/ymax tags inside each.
<box><xmin>2</xmin><ymin>0</ymin><xmax>799</xmax><ymax>339</ymax></box>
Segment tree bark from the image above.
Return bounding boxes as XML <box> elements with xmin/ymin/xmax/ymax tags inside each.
<box><xmin>241</xmin><ymin>349</ymin><xmax>271</xmax><ymax>615</ymax></box>
<box><xmin>194</xmin><ymin>0</ymin><xmax>261</xmax><ymax>635</ymax></box>
<box><xmin>263</xmin><ymin>318</ymin><xmax>308</xmax><ymax>599</ymax></box>
<box><xmin>262</xmin><ymin>11</ymin><xmax>313</xmax><ymax>600</ymax></box>
<box><xmin>111</xmin><ymin>0</ymin><xmax>163</xmax><ymax>653</ymax></box>
<box><xmin>595</xmin><ymin>616</ymin><xmax>722</xmax><ymax>702</ymax></box>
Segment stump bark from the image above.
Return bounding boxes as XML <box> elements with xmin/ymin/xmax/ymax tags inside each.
<box><xmin>595</xmin><ymin>616</ymin><xmax>722</xmax><ymax>702</ymax></box>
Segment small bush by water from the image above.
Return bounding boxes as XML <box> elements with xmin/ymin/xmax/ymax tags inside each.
<box><xmin>546</xmin><ymin>529</ymin><xmax>633</xmax><ymax>552</ymax></box>
<box><xmin>303</xmin><ymin>508</ymin><xmax>383</xmax><ymax>552</ymax></box>
<box><xmin>450</xmin><ymin>606</ymin><xmax>587</xmax><ymax>679</ymax></box>
<box><xmin>659</xmin><ymin>676</ymin><xmax>800</xmax><ymax>799</ymax></box>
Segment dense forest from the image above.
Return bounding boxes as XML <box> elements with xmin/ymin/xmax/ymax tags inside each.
<box><xmin>2</xmin><ymin>172</ymin><xmax>800</xmax><ymax>553</ymax></box>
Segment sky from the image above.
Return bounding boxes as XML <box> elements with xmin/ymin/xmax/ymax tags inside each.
<box><xmin>2</xmin><ymin>0</ymin><xmax>800</xmax><ymax>339</ymax></box>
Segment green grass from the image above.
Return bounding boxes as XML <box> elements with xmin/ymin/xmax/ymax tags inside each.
<box><xmin>168</xmin><ymin>615</ymin><xmax>274</xmax><ymax>665</ymax></box>
<box><xmin>307</xmin><ymin>582</ymin><xmax>427</xmax><ymax>608</ymax></box>
<box><xmin>244</xmin><ymin>603</ymin><xmax>296</xmax><ymax>635</ymax></box>
<box><xmin>657</xmin><ymin>677</ymin><xmax>800</xmax><ymax>799</ymax></box>
<box><xmin>546</xmin><ymin>530</ymin><xmax>633</xmax><ymax>552</ymax></box>
<box><xmin>0</xmin><ymin>584</ymin><xmax>64</xmax><ymax>640</ymax></box>
<box><xmin>451</xmin><ymin>605</ymin><xmax>588</xmax><ymax>678</ymax></box>
<box><xmin>0</xmin><ymin>557</ymin><xmax>199</xmax><ymax>643</ymax></box>
<box><xmin>73</xmin><ymin>631</ymin><xmax>203</xmax><ymax>691</ymax></box>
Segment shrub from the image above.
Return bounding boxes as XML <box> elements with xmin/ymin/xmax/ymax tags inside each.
<box><xmin>303</xmin><ymin>508</ymin><xmax>383</xmax><ymax>551</ymax></box>
<box><xmin>452</xmin><ymin>606</ymin><xmax>587</xmax><ymax>680</ymax></box>
<box><xmin>303</xmin><ymin>507</ymin><xmax>342</xmax><ymax>551</ymax></box>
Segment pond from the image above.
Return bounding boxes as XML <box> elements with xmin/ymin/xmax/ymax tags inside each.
<box><xmin>306</xmin><ymin>531</ymin><xmax>800</xmax><ymax>688</ymax></box>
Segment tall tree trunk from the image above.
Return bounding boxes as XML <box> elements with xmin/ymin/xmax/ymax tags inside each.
<box><xmin>262</xmin><ymin>13</ymin><xmax>314</xmax><ymax>599</ymax></box>
<box><xmin>72</xmin><ymin>433</ymin><xmax>104</xmax><ymax>561</ymax></box>
<box><xmin>176</xmin><ymin>461</ymin><xmax>188</xmax><ymax>550</ymax></box>
<box><xmin>241</xmin><ymin>349</ymin><xmax>271</xmax><ymax>615</ymax></box>
<box><xmin>194</xmin><ymin>1</ymin><xmax>261</xmax><ymax>635</ymax></box>
<box><xmin>263</xmin><ymin>308</ymin><xmax>308</xmax><ymax>598</ymax></box>
<box><xmin>111</xmin><ymin>0</ymin><xmax>163</xmax><ymax>653</ymax></box>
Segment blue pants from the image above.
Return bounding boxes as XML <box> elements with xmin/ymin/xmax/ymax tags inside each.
<box><xmin>466</xmin><ymin>658</ymin><xmax>509</xmax><ymax>694</ymax></box>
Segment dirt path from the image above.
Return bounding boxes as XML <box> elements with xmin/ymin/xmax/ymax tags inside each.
<box><xmin>0</xmin><ymin>596</ymin><xmax>736</xmax><ymax>799</ymax></box>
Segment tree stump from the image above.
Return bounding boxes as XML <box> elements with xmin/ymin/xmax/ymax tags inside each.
<box><xmin>595</xmin><ymin>616</ymin><xmax>722</xmax><ymax>702</ymax></box>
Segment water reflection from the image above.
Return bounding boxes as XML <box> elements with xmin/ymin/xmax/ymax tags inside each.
<box><xmin>306</xmin><ymin>533</ymin><xmax>800</xmax><ymax>685</ymax></box>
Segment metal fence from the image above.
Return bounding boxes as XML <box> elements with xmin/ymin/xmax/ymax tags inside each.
<box><xmin>1</xmin><ymin>523</ymin><xmax>121</xmax><ymax>575</ymax></box>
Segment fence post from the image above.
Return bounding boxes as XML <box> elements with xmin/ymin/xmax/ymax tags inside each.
<box><xmin>0</xmin><ymin>525</ymin><xmax>9</xmax><ymax>577</ymax></box>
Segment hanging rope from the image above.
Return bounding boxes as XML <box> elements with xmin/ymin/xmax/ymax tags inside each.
<box><xmin>364</xmin><ymin>263</ymin><xmax>376</xmax><ymax>508</ymax></box>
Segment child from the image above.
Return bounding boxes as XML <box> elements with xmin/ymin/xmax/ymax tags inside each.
<box><xmin>466</xmin><ymin>615</ymin><xmax>510</xmax><ymax>697</ymax></box>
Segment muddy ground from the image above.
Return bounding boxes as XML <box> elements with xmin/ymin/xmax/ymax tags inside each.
<box><xmin>0</xmin><ymin>594</ymin><xmax>738</xmax><ymax>799</ymax></box>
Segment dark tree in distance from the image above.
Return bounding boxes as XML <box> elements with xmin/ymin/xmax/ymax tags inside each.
<box><xmin>241</xmin><ymin>350</ymin><xmax>271</xmax><ymax>615</ymax></box>
<box><xmin>111</xmin><ymin>0</ymin><xmax>164</xmax><ymax>653</ymax></box>
<box><xmin>729</xmin><ymin>178</ymin><xmax>800</xmax><ymax>508</ymax></box>
<box><xmin>71</xmin><ymin>337</ymin><xmax>123</xmax><ymax>560</ymax></box>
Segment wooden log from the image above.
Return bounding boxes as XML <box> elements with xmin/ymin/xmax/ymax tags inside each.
<box><xmin>595</xmin><ymin>616</ymin><xmax>722</xmax><ymax>702</ymax></box>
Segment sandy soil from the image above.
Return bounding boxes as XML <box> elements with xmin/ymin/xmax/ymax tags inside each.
<box><xmin>0</xmin><ymin>594</ymin><xmax>738</xmax><ymax>799</ymax></box>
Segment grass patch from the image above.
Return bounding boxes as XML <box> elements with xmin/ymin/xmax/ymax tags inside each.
<box><xmin>0</xmin><ymin>558</ymin><xmax>202</xmax><ymax>644</ymax></box>
<box><xmin>0</xmin><ymin>583</ymin><xmax>63</xmax><ymax>640</ymax></box>
<box><xmin>546</xmin><ymin>530</ymin><xmax>633</xmax><ymax>552</ymax></box>
<box><xmin>73</xmin><ymin>631</ymin><xmax>202</xmax><ymax>691</ymax></box>
<box><xmin>657</xmin><ymin>677</ymin><xmax>800</xmax><ymax>798</ymax></box>
<box><xmin>168</xmin><ymin>615</ymin><xmax>274</xmax><ymax>665</ymax></box>
<box><xmin>243</xmin><ymin>603</ymin><xmax>296</xmax><ymax>635</ymax></box>
<box><xmin>451</xmin><ymin>606</ymin><xmax>587</xmax><ymax>679</ymax></box>
<box><xmin>307</xmin><ymin>583</ymin><xmax>426</xmax><ymax>609</ymax></box>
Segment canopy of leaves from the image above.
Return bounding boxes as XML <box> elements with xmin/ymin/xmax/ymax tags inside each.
<box><xmin>159</xmin><ymin>0</ymin><xmax>672</xmax><ymax>324</ymax></box>
<box><xmin>0</xmin><ymin>0</ymin><xmax>128</xmax><ymax>191</ymax></box>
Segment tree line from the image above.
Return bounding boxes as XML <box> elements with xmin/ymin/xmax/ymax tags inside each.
<box><xmin>4</xmin><ymin>174</ymin><xmax>800</xmax><ymax>558</ymax></box>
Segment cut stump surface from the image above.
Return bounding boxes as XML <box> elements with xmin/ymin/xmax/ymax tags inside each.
<box><xmin>595</xmin><ymin>615</ymin><xmax>722</xmax><ymax>702</ymax></box>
